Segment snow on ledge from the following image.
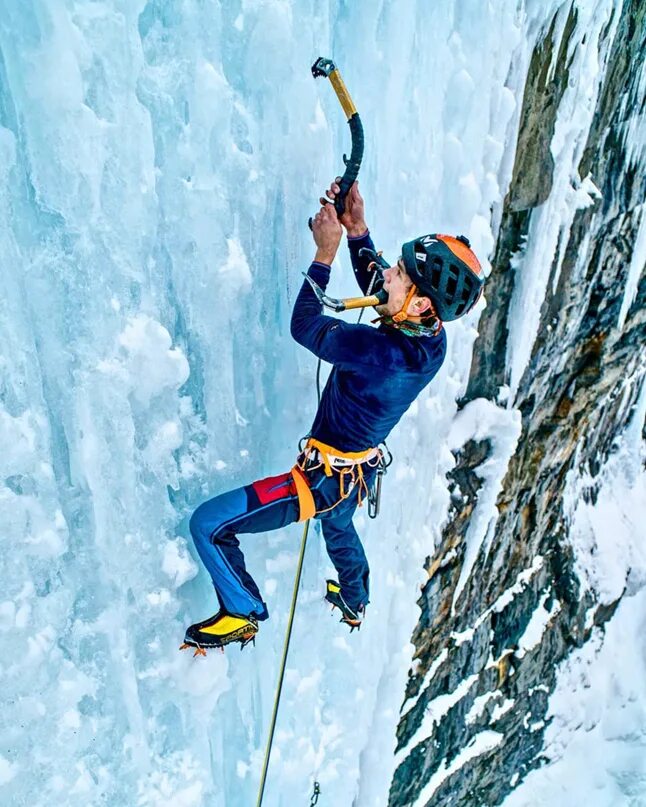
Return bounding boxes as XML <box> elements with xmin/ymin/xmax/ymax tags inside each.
<box><xmin>448</xmin><ymin>398</ymin><xmax>522</xmax><ymax>609</ymax></box>
<box><xmin>395</xmin><ymin>674</ymin><xmax>480</xmax><ymax>767</ymax></box>
<box><xmin>515</xmin><ymin>591</ymin><xmax>562</xmax><ymax>659</ymax></box>
<box><xmin>411</xmin><ymin>730</ymin><xmax>504</xmax><ymax>806</ymax></box>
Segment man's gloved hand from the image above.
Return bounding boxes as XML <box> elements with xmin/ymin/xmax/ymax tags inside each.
<box><xmin>311</xmin><ymin>202</ymin><xmax>343</xmax><ymax>266</ymax></box>
<box><xmin>320</xmin><ymin>178</ymin><xmax>368</xmax><ymax>238</ymax></box>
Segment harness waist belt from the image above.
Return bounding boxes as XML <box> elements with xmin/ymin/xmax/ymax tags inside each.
<box><xmin>304</xmin><ymin>437</ymin><xmax>380</xmax><ymax>477</ymax></box>
<box><xmin>309</xmin><ymin>447</ymin><xmax>380</xmax><ymax>467</ymax></box>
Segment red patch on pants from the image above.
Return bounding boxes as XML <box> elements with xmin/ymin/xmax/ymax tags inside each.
<box><xmin>252</xmin><ymin>472</ymin><xmax>295</xmax><ymax>505</ymax></box>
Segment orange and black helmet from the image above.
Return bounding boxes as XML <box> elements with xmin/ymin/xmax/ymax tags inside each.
<box><xmin>401</xmin><ymin>234</ymin><xmax>484</xmax><ymax>321</ymax></box>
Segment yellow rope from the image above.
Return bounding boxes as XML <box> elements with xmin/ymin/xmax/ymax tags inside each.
<box><xmin>256</xmin><ymin>518</ymin><xmax>311</xmax><ymax>807</ymax></box>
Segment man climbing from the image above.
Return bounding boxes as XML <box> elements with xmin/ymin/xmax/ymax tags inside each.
<box><xmin>182</xmin><ymin>179</ymin><xmax>484</xmax><ymax>653</ymax></box>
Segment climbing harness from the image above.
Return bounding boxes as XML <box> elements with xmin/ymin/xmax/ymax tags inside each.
<box><xmin>290</xmin><ymin>463</ymin><xmax>317</xmax><ymax>521</ymax></box>
<box><xmin>297</xmin><ymin>437</ymin><xmax>382</xmax><ymax>514</ymax></box>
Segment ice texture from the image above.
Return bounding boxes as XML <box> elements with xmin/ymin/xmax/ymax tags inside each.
<box><xmin>0</xmin><ymin>1</ymin><xmax>643</xmax><ymax>806</ymax></box>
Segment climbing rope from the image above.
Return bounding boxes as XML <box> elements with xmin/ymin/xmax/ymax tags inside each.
<box><xmin>256</xmin><ymin>518</ymin><xmax>312</xmax><ymax>806</ymax></box>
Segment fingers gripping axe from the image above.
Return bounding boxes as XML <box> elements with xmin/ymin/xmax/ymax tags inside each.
<box><xmin>308</xmin><ymin>57</ymin><xmax>364</xmax><ymax>229</ymax></box>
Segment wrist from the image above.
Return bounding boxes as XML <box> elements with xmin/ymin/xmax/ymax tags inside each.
<box><xmin>314</xmin><ymin>248</ymin><xmax>336</xmax><ymax>265</ymax></box>
<box><xmin>346</xmin><ymin>222</ymin><xmax>368</xmax><ymax>238</ymax></box>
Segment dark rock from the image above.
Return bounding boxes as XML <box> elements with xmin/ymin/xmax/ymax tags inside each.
<box><xmin>391</xmin><ymin>3</ymin><xmax>646</xmax><ymax>805</ymax></box>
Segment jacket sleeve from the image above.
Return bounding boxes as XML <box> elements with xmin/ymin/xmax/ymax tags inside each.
<box><xmin>347</xmin><ymin>230</ymin><xmax>385</xmax><ymax>296</ymax></box>
<box><xmin>290</xmin><ymin>261</ymin><xmax>441</xmax><ymax>371</ymax></box>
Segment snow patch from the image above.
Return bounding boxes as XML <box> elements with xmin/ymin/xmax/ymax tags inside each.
<box><xmin>396</xmin><ymin>674</ymin><xmax>480</xmax><ymax>766</ymax></box>
<box><xmin>448</xmin><ymin>399</ymin><xmax>522</xmax><ymax>608</ymax></box>
<box><xmin>515</xmin><ymin>591</ymin><xmax>562</xmax><ymax>659</ymax></box>
<box><xmin>413</xmin><ymin>731</ymin><xmax>504</xmax><ymax>806</ymax></box>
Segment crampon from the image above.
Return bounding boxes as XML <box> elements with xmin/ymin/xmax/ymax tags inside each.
<box><xmin>180</xmin><ymin>611</ymin><xmax>258</xmax><ymax>656</ymax></box>
<box><xmin>325</xmin><ymin>579</ymin><xmax>364</xmax><ymax>632</ymax></box>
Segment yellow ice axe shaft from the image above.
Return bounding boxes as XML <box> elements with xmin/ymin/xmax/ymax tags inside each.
<box><xmin>340</xmin><ymin>294</ymin><xmax>383</xmax><ymax>311</ymax></box>
<box><xmin>302</xmin><ymin>273</ymin><xmax>388</xmax><ymax>312</ymax></box>
<box><xmin>326</xmin><ymin>66</ymin><xmax>357</xmax><ymax>119</ymax></box>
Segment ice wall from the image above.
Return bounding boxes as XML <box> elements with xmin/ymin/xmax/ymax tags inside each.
<box><xmin>0</xmin><ymin>2</ymin><xmax>622</xmax><ymax>805</ymax></box>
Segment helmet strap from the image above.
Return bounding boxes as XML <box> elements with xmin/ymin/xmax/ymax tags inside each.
<box><xmin>392</xmin><ymin>284</ymin><xmax>418</xmax><ymax>323</ymax></box>
<box><xmin>373</xmin><ymin>284</ymin><xmax>443</xmax><ymax>337</ymax></box>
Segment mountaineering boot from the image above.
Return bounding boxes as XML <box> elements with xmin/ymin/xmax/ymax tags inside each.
<box><xmin>180</xmin><ymin>611</ymin><xmax>258</xmax><ymax>655</ymax></box>
<box><xmin>325</xmin><ymin>580</ymin><xmax>364</xmax><ymax>631</ymax></box>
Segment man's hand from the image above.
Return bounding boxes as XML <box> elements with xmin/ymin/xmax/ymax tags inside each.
<box><xmin>321</xmin><ymin>178</ymin><xmax>368</xmax><ymax>237</ymax></box>
<box><xmin>312</xmin><ymin>203</ymin><xmax>343</xmax><ymax>265</ymax></box>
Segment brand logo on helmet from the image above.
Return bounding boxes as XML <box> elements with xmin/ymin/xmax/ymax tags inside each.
<box><xmin>420</xmin><ymin>235</ymin><xmax>438</xmax><ymax>247</ymax></box>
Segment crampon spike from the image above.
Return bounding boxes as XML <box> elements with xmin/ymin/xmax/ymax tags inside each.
<box><xmin>179</xmin><ymin>642</ymin><xmax>207</xmax><ymax>658</ymax></box>
<box><xmin>339</xmin><ymin>617</ymin><xmax>361</xmax><ymax>632</ymax></box>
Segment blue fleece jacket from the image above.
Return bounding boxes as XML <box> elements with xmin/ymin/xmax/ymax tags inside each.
<box><xmin>290</xmin><ymin>231</ymin><xmax>446</xmax><ymax>452</ymax></box>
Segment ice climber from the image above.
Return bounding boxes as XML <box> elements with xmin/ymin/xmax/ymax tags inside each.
<box><xmin>182</xmin><ymin>180</ymin><xmax>484</xmax><ymax>651</ymax></box>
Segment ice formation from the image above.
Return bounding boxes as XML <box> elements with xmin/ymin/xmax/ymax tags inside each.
<box><xmin>0</xmin><ymin>1</ymin><xmax>643</xmax><ymax>806</ymax></box>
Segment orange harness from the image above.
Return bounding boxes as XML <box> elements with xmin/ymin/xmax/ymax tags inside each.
<box><xmin>290</xmin><ymin>438</ymin><xmax>382</xmax><ymax>521</ymax></box>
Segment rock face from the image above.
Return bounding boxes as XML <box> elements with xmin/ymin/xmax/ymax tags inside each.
<box><xmin>390</xmin><ymin>3</ymin><xmax>645</xmax><ymax>805</ymax></box>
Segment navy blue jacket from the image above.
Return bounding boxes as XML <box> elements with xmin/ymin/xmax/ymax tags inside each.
<box><xmin>290</xmin><ymin>232</ymin><xmax>446</xmax><ymax>452</ymax></box>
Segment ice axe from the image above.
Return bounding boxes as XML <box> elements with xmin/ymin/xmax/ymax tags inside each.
<box><xmin>308</xmin><ymin>57</ymin><xmax>364</xmax><ymax>229</ymax></box>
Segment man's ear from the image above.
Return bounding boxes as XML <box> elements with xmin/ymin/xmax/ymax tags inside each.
<box><xmin>411</xmin><ymin>295</ymin><xmax>433</xmax><ymax>315</ymax></box>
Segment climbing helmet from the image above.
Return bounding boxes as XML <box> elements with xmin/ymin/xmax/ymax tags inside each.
<box><xmin>401</xmin><ymin>233</ymin><xmax>484</xmax><ymax>321</ymax></box>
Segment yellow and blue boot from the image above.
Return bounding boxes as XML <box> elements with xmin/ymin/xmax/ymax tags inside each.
<box><xmin>325</xmin><ymin>580</ymin><xmax>364</xmax><ymax>631</ymax></box>
<box><xmin>180</xmin><ymin>611</ymin><xmax>258</xmax><ymax>656</ymax></box>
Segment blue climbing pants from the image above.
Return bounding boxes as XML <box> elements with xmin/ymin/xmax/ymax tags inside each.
<box><xmin>189</xmin><ymin>460</ymin><xmax>377</xmax><ymax>619</ymax></box>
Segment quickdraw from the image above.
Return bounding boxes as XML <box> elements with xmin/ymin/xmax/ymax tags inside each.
<box><xmin>368</xmin><ymin>442</ymin><xmax>393</xmax><ymax>520</ymax></box>
<box><xmin>310</xmin><ymin>781</ymin><xmax>321</xmax><ymax>805</ymax></box>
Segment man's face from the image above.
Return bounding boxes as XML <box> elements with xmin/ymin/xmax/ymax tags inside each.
<box><xmin>377</xmin><ymin>258</ymin><xmax>430</xmax><ymax>318</ymax></box>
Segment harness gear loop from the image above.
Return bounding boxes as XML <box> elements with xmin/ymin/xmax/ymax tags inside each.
<box><xmin>256</xmin><ymin>518</ymin><xmax>311</xmax><ymax>807</ymax></box>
